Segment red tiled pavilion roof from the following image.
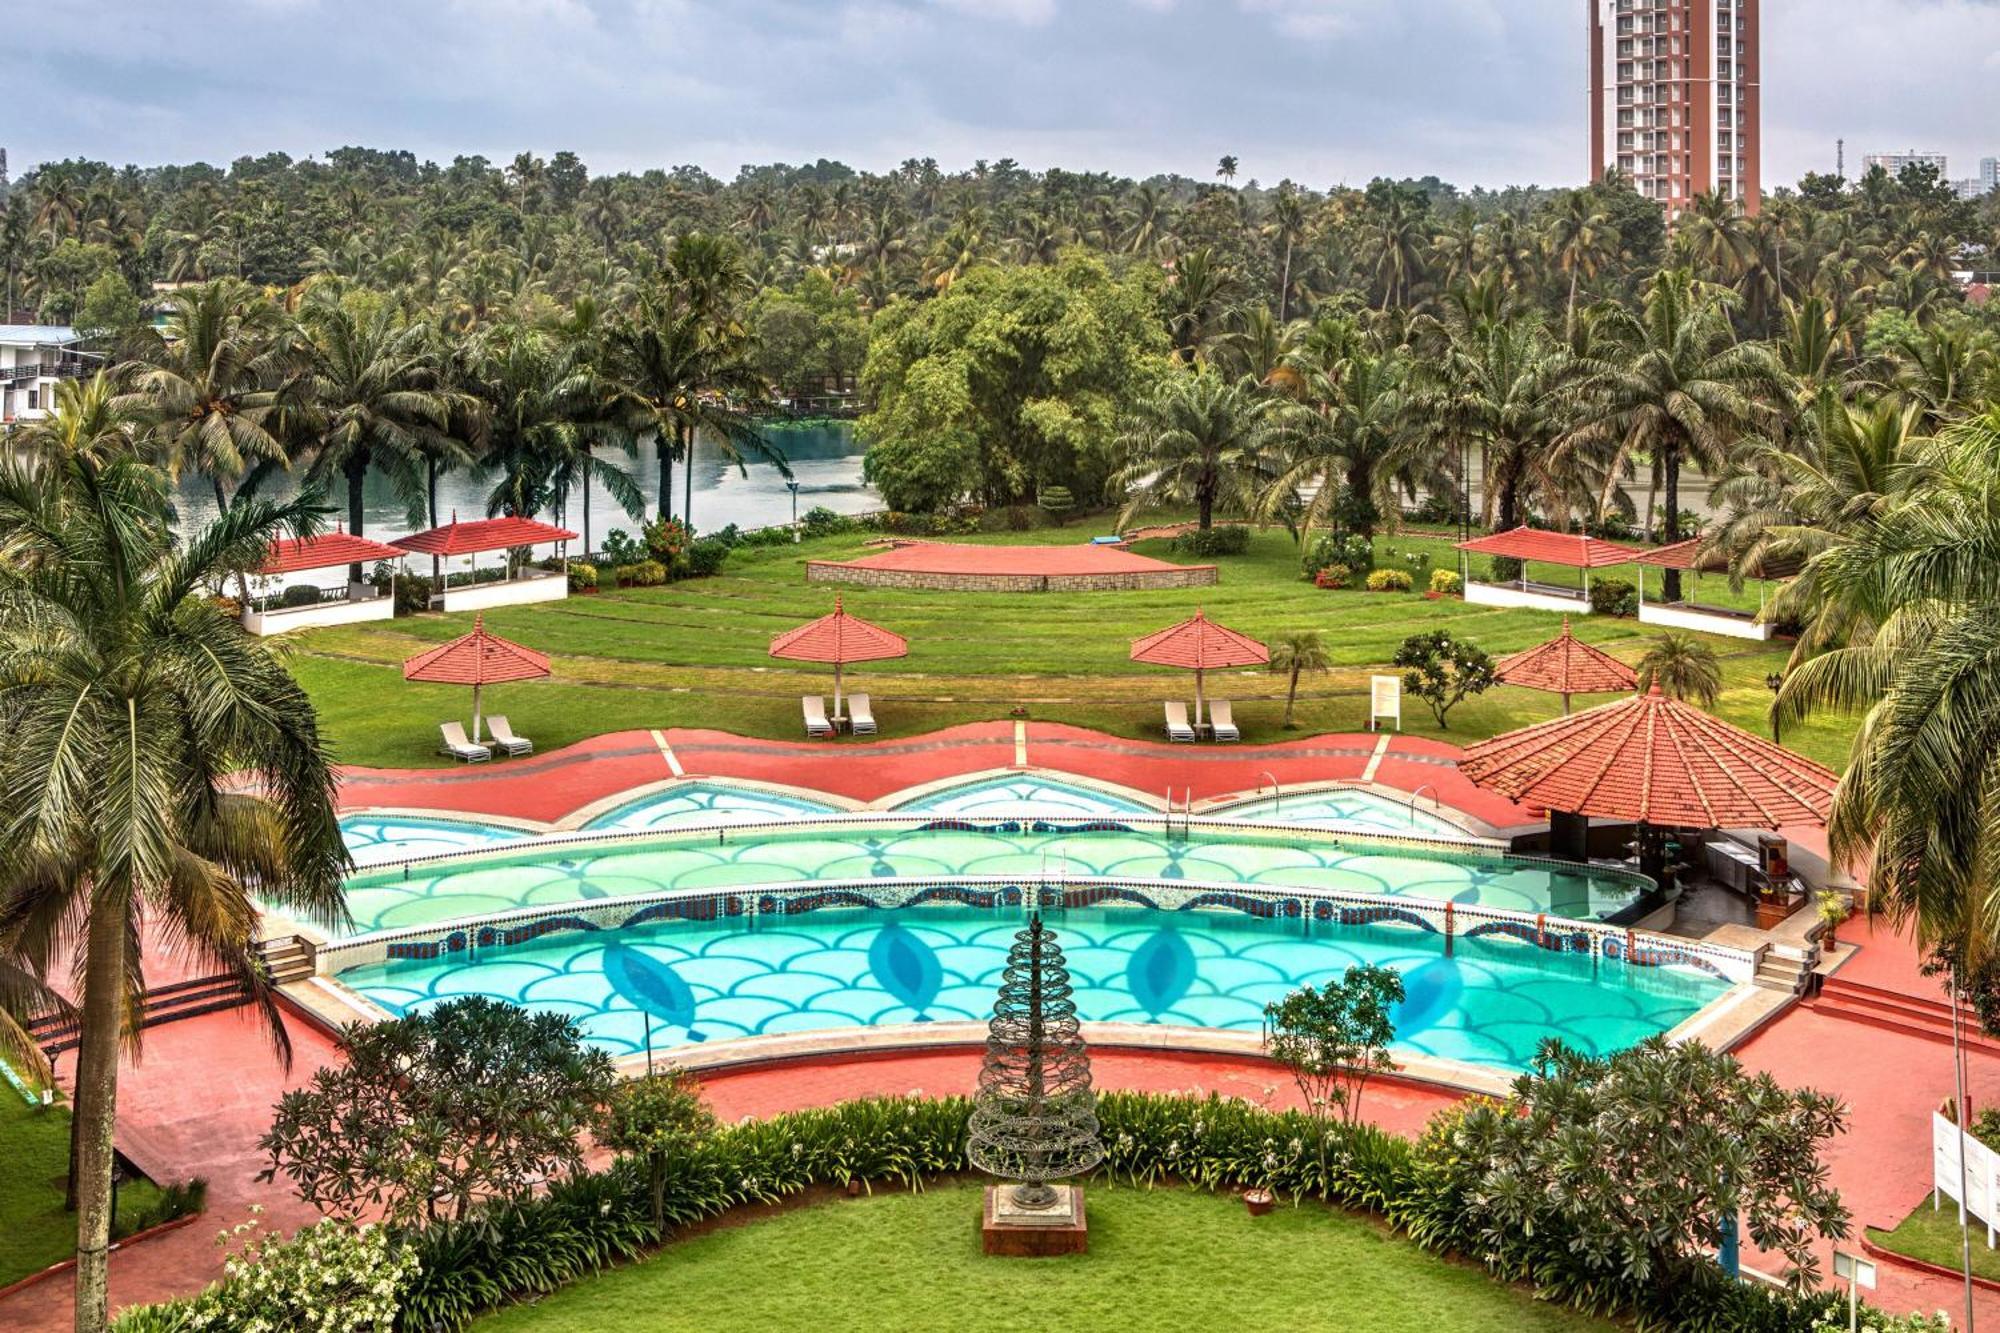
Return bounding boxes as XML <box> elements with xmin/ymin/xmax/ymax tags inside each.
<box><xmin>259</xmin><ymin>531</ymin><xmax>406</xmax><ymax>575</ymax></box>
<box><xmin>391</xmin><ymin>514</ymin><xmax>578</xmax><ymax>557</ymax></box>
<box><xmin>1129</xmin><ymin>610</ymin><xmax>1269</xmax><ymax>670</ymax></box>
<box><xmin>1458</xmin><ymin>686</ymin><xmax>1838</xmax><ymax>828</ymax></box>
<box><xmin>1494</xmin><ymin>619</ymin><xmax>1637</xmax><ymax>697</ymax></box>
<box><xmin>769</xmin><ymin>596</ymin><xmax>909</xmax><ymax>665</ymax></box>
<box><xmin>402</xmin><ymin>615</ymin><xmax>552</xmax><ymax>686</ymax></box>
<box><xmin>1455</xmin><ymin>525</ymin><xmax>1641</xmax><ymax>569</ymax></box>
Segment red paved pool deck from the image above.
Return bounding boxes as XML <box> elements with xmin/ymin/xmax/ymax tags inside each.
<box><xmin>331</xmin><ymin>723</ymin><xmax>1536</xmax><ymax>829</ymax></box>
<box><xmin>16</xmin><ymin>728</ymin><xmax>2000</xmax><ymax>1324</ymax></box>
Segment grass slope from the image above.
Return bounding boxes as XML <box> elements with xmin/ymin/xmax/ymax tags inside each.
<box><xmin>474</xmin><ymin>1181</ymin><xmax>1610</xmax><ymax>1333</ymax></box>
<box><xmin>1868</xmin><ymin>1197</ymin><xmax>2000</xmax><ymax>1284</ymax></box>
<box><xmin>0</xmin><ymin>1089</ymin><xmax>166</xmax><ymax>1287</ymax></box>
<box><xmin>294</xmin><ymin>524</ymin><xmax>1853</xmax><ymax>770</ymax></box>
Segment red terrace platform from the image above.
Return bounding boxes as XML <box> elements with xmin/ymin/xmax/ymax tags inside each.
<box><xmin>806</xmin><ymin>541</ymin><xmax>1218</xmax><ymax>592</ymax></box>
<box><xmin>330</xmin><ymin>722</ymin><xmax>1536</xmax><ymax>830</ymax></box>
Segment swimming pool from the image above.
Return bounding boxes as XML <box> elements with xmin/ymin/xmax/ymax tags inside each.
<box><xmin>332</xmin><ymin>819</ymin><xmax>1646</xmax><ymax>937</ymax></box>
<box><xmin>340</xmin><ymin>904</ymin><xmax>1722</xmax><ymax>1071</ymax></box>
<box><xmin>892</xmin><ymin>776</ymin><xmax>1148</xmax><ymax>819</ymax></box>
<box><xmin>340</xmin><ymin>815</ymin><xmax>523</xmax><ymax>867</ymax></box>
<box><xmin>1210</xmin><ymin>789</ymin><xmax>1468</xmax><ymax>839</ymax></box>
<box><xmin>585</xmin><ymin>782</ymin><xmax>838</xmax><ymax>831</ymax></box>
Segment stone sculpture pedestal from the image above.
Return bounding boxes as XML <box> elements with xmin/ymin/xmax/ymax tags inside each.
<box><xmin>981</xmin><ymin>1184</ymin><xmax>1088</xmax><ymax>1257</ymax></box>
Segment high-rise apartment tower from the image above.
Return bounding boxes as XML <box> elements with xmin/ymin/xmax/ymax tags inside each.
<box><xmin>1588</xmin><ymin>0</ymin><xmax>1760</xmax><ymax>217</ymax></box>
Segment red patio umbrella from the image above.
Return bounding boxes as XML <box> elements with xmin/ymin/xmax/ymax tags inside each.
<box><xmin>1458</xmin><ymin>685</ymin><xmax>1837</xmax><ymax>829</ymax></box>
<box><xmin>769</xmin><ymin>595</ymin><xmax>908</xmax><ymax>724</ymax></box>
<box><xmin>1493</xmin><ymin>618</ymin><xmax>1638</xmax><ymax>715</ymax></box>
<box><xmin>1129</xmin><ymin>609</ymin><xmax>1269</xmax><ymax>730</ymax></box>
<box><xmin>402</xmin><ymin>614</ymin><xmax>551</xmax><ymax>743</ymax></box>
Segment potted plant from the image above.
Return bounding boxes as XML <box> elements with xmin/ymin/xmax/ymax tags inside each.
<box><xmin>1242</xmin><ymin>1186</ymin><xmax>1275</xmax><ymax>1216</ymax></box>
<box><xmin>1816</xmin><ymin>890</ymin><xmax>1852</xmax><ymax>951</ymax></box>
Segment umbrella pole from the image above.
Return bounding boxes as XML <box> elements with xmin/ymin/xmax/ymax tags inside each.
<box><xmin>833</xmin><ymin>662</ymin><xmax>845</xmax><ymax>728</ymax></box>
<box><xmin>1194</xmin><ymin>668</ymin><xmax>1206</xmax><ymax>732</ymax></box>
<box><xmin>1562</xmin><ymin>691</ymin><xmax>1571</xmax><ymax>716</ymax></box>
<box><xmin>472</xmin><ymin>682</ymin><xmax>484</xmax><ymax>744</ymax></box>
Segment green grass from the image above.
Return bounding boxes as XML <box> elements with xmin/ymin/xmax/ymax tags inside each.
<box><xmin>474</xmin><ymin>1180</ymin><xmax>1611</xmax><ymax>1333</ymax></box>
<box><xmin>293</xmin><ymin>524</ymin><xmax>1854</xmax><ymax>771</ymax></box>
<box><xmin>1867</xmin><ymin>1196</ymin><xmax>2000</xmax><ymax>1283</ymax></box>
<box><xmin>0</xmin><ymin>1086</ymin><xmax>167</xmax><ymax>1287</ymax></box>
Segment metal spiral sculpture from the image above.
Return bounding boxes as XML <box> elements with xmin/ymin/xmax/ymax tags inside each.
<box><xmin>966</xmin><ymin>914</ymin><xmax>1104</xmax><ymax>1209</ymax></box>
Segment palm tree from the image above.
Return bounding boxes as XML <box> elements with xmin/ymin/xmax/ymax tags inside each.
<box><xmin>1368</xmin><ymin>194</ymin><xmax>1427</xmax><ymax>310</ymax></box>
<box><xmin>1266</xmin><ymin>349</ymin><xmax>1436</xmax><ymax>539</ymax></box>
<box><xmin>0</xmin><ymin>434</ymin><xmax>347</xmax><ymax>1333</ymax></box>
<box><xmin>1565</xmin><ymin>270</ymin><xmax>1785</xmax><ymax>600</ymax></box>
<box><xmin>1408</xmin><ymin>315</ymin><xmax>1569</xmax><ymax>533</ymax></box>
<box><xmin>118</xmin><ymin>278</ymin><xmax>300</xmax><ymax>514</ymax></box>
<box><xmin>1634</xmin><ymin>632</ymin><xmax>1722</xmax><ymax>706</ymax></box>
<box><xmin>1267</xmin><ymin>630</ymin><xmax>1332</xmax><ymax>728</ymax></box>
<box><xmin>296</xmin><ymin>300</ymin><xmax>471</xmax><ymax>579</ymax></box>
<box><xmin>1263</xmin><ymin>188</ymin><xmax>1308</xmax><ymax>322</ymax></box>
<box><xmin>1546</xmin><ymin>191</ymin><xmax>1618</xmax><ymax>337</ymax></box>
<box><xmin>1163</xmin><ymin>247</ymin><xmax>1238</xmax><ymax>366</ymax></box>
<box><xmin>1114</xmin><ymin>368</ymin><xmax>1281</xmax><ymax>531</ymax></box>
<box><xmin>1215</xmin><ymin>156</ymin><xmax>1239</xmax><ymax>187</ymax></box>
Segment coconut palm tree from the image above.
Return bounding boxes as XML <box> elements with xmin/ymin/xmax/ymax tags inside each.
<box><xmin>1163</xmin><ymin>246</ymin><xmax>1238</xmax><ymax>367</ymax></box>
<box><xmin>1263</xmin><ymin>187</ymin><xmax>1308</xmax><ymax>322</ymax></box>
<box><xmin>1565</xmin><ymin>270</ymin><xmax>1785</xmax><ymax>600</ymax></box>
<box><xmin>1634</xmin><ymin>632</ymin><xmax>1723</xmax><ymax>706</ymax></box>
<box><xmin>118</xmin><ymin>278</ymin><xmax>300</xmax><ymax>513</ymax></box>
<box><xmin>1114</xmin><ymin>368</ymin><xmax>1281</xmax><ymax>531</ymax></box>
<box><xmin>1546</xmin><ymin>191</ymin><xmax>1618</xmax><ymax>337</ymax></box>
<box><xmin>0</xmin><ymin>434</ymin><xmax>347</xmax><ymax>1333</ymax></box>
<box><xmin>1267</xmin><ymin>630</ymin><xmax>1332</xmax><ymax>729</ymax></box>
<box><xmin>296</xmin><ymin>300</ymin><xmax>473</xmax><ymax>579</ymax></box>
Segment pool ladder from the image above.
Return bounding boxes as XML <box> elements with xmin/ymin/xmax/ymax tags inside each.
<box><xmin>1164</xmin><ymin>787</ymin><xmax>1193</xmax><ymax>842</ymax></box>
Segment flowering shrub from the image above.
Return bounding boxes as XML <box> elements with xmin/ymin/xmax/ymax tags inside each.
<box><xmin>1428</xmin><ymin>568</ymin><xmax>1462</xmax><ymax>596</ymax></box>
<box><xmin>1811</xmin><ymin>1312</ymin><xmax>1952</xmax><ymax>1333</ymax></box>
<box><xmin>115</xmin><ymin>1215</ymin><xmax>418</xmax><ymax>1333</ymax></box>
<box><xmin>1365</xmin><ymin>569</ymin><xmax>1413</xmax><ymax>593</ymax></box>
<box><xmin>1313</xmin><ymin>564</ymin><xmax>1353</xmax><ymax>590</ymax></box>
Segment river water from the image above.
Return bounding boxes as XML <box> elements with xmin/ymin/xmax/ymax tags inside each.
<box><xmin>168</xmin><ymin>422</ymin><xmax>878</xmax><ymax>549</ymax></box>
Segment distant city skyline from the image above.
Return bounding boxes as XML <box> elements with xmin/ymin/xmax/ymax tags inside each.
<box><xmin>4</xmin><ymin>1</ymin><xmax>1997</xmax><ymax>192</ymax></box>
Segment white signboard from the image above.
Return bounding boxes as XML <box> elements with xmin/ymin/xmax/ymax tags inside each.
<box><xmin>1933</xmin><ymin>1110</ymin><xmax>2000</xmax><ymax>1247</ymax></box>
<box><xmin>1832</xmin><ymin>1250</ymin><xmax>1876</xmax><ymax>1290</ymax></box>
<box><xmin>1369</xmin><ymin>675</ymin><xmax>1402</xmax><ymax>732</ymax></box>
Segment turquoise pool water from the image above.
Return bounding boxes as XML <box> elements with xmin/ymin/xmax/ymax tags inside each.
<box><xmin>1210</xmin><ymin>790</ymin><xmax>1466</xmax><ymax>839</ymax></box>
<box><xmin>336</xmin><ymin>822</ymin><xmax>1645</xmax><ymax>937</ymax></box>
<box><xmin>585</xmin><ymin>782</ymin><xmax>837</xmax><ymax>831</ymax></box>
<box><xmin>341</xmin><ymin>905</ymin><xmax>1721</xmax><ymax>1071</ymax></box>
<box><xmin>341</xmin><ymin>815</ymin><xmax>521</xmax><ymax>868</ymax></box>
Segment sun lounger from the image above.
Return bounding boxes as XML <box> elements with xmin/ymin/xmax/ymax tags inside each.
<box><xmin>438</xmin><ymin>721</ymin><xmax>492</xmax><ymax>763</ymax></box>
<box><xmin>1164</xmin><ymin>700</ymin><xmax>1196</xmax><ymax>743</ymax></box>
<box><xmin>850</xmin><ymin>693</ymin><xmax>878</xmax><ymax>736</ymax></box>
<box><xmin>1209</xmin><ymin>699</ymin><xmax>1241</xmax><ymax>742</ymax></box>
<box><xmin>487</xmin><ymin>715</ymin><xmax>533</xmax><ymax>757</ymax></box>
<box><xmin>803</xmin><ymin>695</ymin><xmax>834</xmax><ymax>738</ymax></box>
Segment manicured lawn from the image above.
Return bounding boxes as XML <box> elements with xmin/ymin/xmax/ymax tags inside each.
<box><xmin>292</xmin><ymin>524</ymin><xmax>1855</xmax><ymax>770</ymax></box>
<box><xmin>1867</xmin><ymin>1196</ymin><xmax>2000</xmax><ymax>1283</ymax></box>
<box><xmin>0</xmin><ymin>1085</ymin><xmax>167</xmax><ymax>1287</ymax></box>
<box><xmin>474</xmin><ymin>1180</ymin><xmax>1611</xmax><ymax>1332</ymax></box>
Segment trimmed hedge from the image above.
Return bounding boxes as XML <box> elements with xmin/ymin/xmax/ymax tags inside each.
<box><xmin>1172</xmin><ymin>525</ymin><xmax>1250</xmax><ymax>557</ymax></box>
<box><xmin>117</xmin><ymin>1092</ymin><xmax>1872</xmax><ymax>1333</ymax></box>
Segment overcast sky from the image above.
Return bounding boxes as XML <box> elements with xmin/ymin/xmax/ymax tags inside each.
<box><xmin>7</xmin><ymin>1</ymin><xmax>1999</xmax><ymax>190</ymax></box>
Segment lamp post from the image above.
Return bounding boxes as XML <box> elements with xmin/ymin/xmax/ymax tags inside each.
<box><xmin>788</xmin><ymin>480</ymin><xmax>801</xmax><ymax>544</ymax></box>
<box><xmin>1765</xmin><ymin>672</ymin><xmax>1785</xmax><ymax>745</ymax></box>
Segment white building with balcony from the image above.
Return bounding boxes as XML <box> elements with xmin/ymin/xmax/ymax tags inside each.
<box><xmin>1</xmin><ymin>325</ymin><xmax>91</xmax><ymax>424</ymax></box>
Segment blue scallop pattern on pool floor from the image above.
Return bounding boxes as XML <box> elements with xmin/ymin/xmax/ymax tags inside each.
<box><xmin>1210</xmin><ymin>790</ymin><xmax>1467</xmax><ymax>839</ymax></box>
<box><xmin>341</xmin><ymin>905</ymin><xmax>1720</xmax><ymax>1072</ymax></box>
<box><xmin>893</xmin><ymin>777</ymin><xmax>1148</xmax><ymax>819</ymax></box>
<box><xmin>584</xmin><ymin>782</ymin><xmax>838</xmax><ymax>831</ymax></box>
<box><xmin>340</xmin><ymin>816</ymin><xmax>523</xmax><ymax>867</ymax></box>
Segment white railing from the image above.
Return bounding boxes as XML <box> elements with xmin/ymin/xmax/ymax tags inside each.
<box><xmin>1934</xmin><ymin>1111</ymin><xmax>2000</xmax><ymax>1247</ymax></box>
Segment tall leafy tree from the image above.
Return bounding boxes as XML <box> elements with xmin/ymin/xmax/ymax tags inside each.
<box><xmin>0</xmin><ymin>418</ymin><xmax>347</xmax><ymax>1333</ymax></box>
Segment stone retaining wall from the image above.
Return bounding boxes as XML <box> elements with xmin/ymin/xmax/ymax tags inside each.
<box><xmin>806</xmin><ymin>562</ymin><xmax>1219</xmax><ymax>592</ymax></box>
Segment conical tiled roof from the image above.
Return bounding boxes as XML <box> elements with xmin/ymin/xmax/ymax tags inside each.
<box><xmin>1494</xmin><ymin>619</ymin><xmax>1637</xmax><ymax>697</ymax></box>
<box><xmin>769</xmin><ymin>596</ymin><xmax>909</xmax><ymax>665</ymax></box>
<box><xmin>1129</xmin><ymin>610</ymin><xmax>1269</xmax><ymax>670</ymax></box>
<box><xmin>402</xmin><ymin>615</ymin><xmax>552</xmax><ymax>686</ymax></box>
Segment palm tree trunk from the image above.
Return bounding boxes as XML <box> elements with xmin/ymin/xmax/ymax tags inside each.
<box><xmin>1566</xmin><ymin>268</ymin><xmax>1580</xmax><ymax>339</ymax></box>
<box><xmin>656</xmin><ymin>432</ymin><xmax>673</xmax><ymax>520</ymax></box>
<box><xmin>1278</xmin><ymin>241</ymin><xmax>1293</xmax><ymax>323</ymax></box>
<box><xmin>581</xmin><ymin>458</ymin><xmax>593</xmax><ymax>556</ymax></box>
<box><xmin>682</xmin><ymin>424</ymin><xmax>694</xmax><ymax>532</ymax></box>
<box><xmin>71</xmin><ymin>900</ymin><xmax>129</xmax><ymax>1333</ymax></box>
<box><xmin>1662</xmin><ymin>446</ymin><xmax>1682</xmax><ymax>603</ymax></box>
<box><xmin>346</xmin><ymin>453</ymin><xmax>370</xmax><ymax>585</ymax></box>
<box><xmin>427</xmin><ymin>458</ymin><xmax>441</xmax><ymax>528</ymax></box>
<box><xmin>1284</xmin><ymin>664</ymin><xmax>1301</xmax><ymax>728</ymax></box>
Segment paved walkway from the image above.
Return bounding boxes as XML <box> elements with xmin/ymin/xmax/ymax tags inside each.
<box><xmin>332</xmin><ymin>723</ymin><xmax>1535</xmax><ymax>828</ymax></box>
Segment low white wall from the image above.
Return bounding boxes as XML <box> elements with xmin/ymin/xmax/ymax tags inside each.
<box><xmin>1640</xmin><ymin>602</ymin><xmax>1773</xmax><ymax>641</ymax></box>
<box><xmin>434</xmin><ymin>572</ymin><xmax>568</xmax><ymax>613</ymax></box>
<box><xmin>1465</xmin><ymin>581</ymin><xmax>1592</xmax><ymax>615</ymax></box>
<box><xmin>242</xmin><ymin>591</ymin><xmax>395</xmax><ymax>636</ymax></box>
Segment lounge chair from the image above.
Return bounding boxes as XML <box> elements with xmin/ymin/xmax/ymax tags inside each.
<box><xmin>849</xmin><ymin>693</ymin><xmax>878</xmax><ymax>736</ymax></box>
<box><xmin>438</xmin><ymin>721</ymin><xmax>492</xmax><ymax>763</ymax></box>
<box><xmin>803</xmin><ymin>695</ymin><xmax>835</xmax><ymax>738</ymax></box>
<box><xmin>1209</xmin><ymin>699</ymin><xmax>1241</xmax><ymax>743</ymax></box>
<box><xmin>487</xmin><ymin>715</ymin><xmax>533</xmax><ymax>757</ymax></box>
<box><xmin>1163</xmin><ymin>700</ymin><xmax>1196</xmax><ymax>743</ymax></box>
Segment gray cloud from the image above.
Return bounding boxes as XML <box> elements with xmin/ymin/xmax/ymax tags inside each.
<box><xmin>4</xmin><ymin>1</ymin><xmax>1996</xmax><ymax>189</ymax></box>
